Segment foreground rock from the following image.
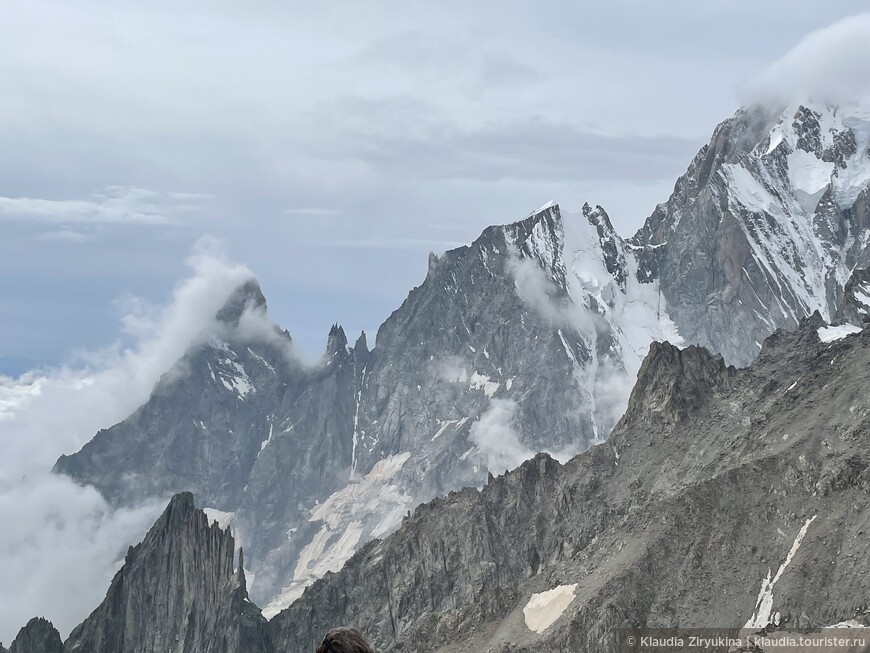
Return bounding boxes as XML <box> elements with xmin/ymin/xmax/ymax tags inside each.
<box><xmin>65</xmin><ymin>492</ymin><xmax>272</xmax><ymax>653</ymax></box>
<box><xmin>1</xmin><ymin>618</ymin><xmax>62</xmax><ymax>653</ymax></box>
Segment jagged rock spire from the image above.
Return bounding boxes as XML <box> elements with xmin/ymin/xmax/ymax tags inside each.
<box><xmin>622</xmin><ymin>341</ymin><xmax>734</xmax><ymax>426</ymax></box>
<box><xmin>4</xmin><ymin>617</ymin><xmax>62</xmax><ymax>653</ymax></box>
<box><xmin>64</xmin><ymin>492</ymin><xmax>273</xmax><ymax>653</ymax></box>
<box><xmin>354</xmin><ymin>330</ymin><xmax>369</xmax><ymax>354</ymax></box>
<box><xmin>237</xmin><ymin>546</ymin><xmax>248</xmax><ymax>593</ymax></box>
<box><xmin>326</xmin><ymin>323</ymin><xmax>348</xmax><ymax>356</ymax></box>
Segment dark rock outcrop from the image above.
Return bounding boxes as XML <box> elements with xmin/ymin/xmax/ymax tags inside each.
<box><xmin>620</xmin><ymin>341</ymin><xmax>735</xmax><ymax>426</ymax></box>
<box><xmin>5</xmin><ymin>618</ymin><xmax>62</xmax><ymax>653</ymax></box>
<box><xmin>64</xmin><ymin>493</ymin><xmax>273</xmax><ymax>653</ymax></box>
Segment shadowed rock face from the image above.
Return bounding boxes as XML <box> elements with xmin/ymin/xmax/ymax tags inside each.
<box><xmin>270</xmin><ymin>320</ymin><xmax>870</xmax><ymax>652</ymax></box>
<box><xmin>64</xmin><ymin>493</ymin><xmax>273</xmax><ymax>653</ymax></box>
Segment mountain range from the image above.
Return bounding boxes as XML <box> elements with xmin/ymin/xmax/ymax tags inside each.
<box><xmin>9</xmin><ymin>99</ymin><xmax>870</xmax><ymax>651</ymax></box>
<box><xmin>10</xmin><ymin>303</ymin><xmax>870</xmax><ymax>652</ymax></box>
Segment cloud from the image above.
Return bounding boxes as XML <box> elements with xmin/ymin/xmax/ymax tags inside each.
<box><xmin>743</xmin><ymin>12</ymin><xmax>870</xmax><ymax>107</ymax></box>
<box><xmin>0</xmin><ymin>476</ymin><xmax>163</xmax><ymax>645</ymax></box>
<box><xmin>329</xmin><ymin>108</ymin><xmax>699</xmax><ymax>184</ymax></box>
<box><xmin>302</xmin><ymin>237</ymin><xmax>466</xmax><ymax>250</ymax></box>
<box><xmin>35</xmin><ymin>230</ymin><xmax>94</xmax><ymax>243</ymax></box>
<box><xmin>282</xmin><ymin>207</ymin><xmax>346</xmax><ymax>217</ymax></box>
<box><xmin>0</xmin><ymin>186</ymin><xmax>210</xmax><ymax>226</ymax></box>
<box><xmin>506</xmin><ymin>252</ymin><xmax>576</xmax><ymax>327</ymax></box>
<box><xmin>470</xmin><ymin>398</ymin><xmax>534</xmax><ymax>475</ymax></box>
<box><xmin>0</xmin><ymin>237</ymin><xmax>259</xmax><ymax>642</ymax></box>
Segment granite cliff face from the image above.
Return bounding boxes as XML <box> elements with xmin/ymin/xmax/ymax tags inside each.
<box><xmin>52</xmin><ymin>102</ymin><xmax>870</xmax><ymax>617</ymax></box>
<box><xmin>1</xmin><ymin>618</ymin><xmax>63</xmax><ymax>653</ymax></box>
<box><xmin>64</xmin><ymin>492</ymin><xmax>272</xmax><ymax>653</ymax></box>
<box><xmin>271</xmin><ymin>318</ymin><xmax>870</xmax><ymax>652</ymax></box>
<box><xmin>4</xmin><ymin>493</ymin><xmax>274</xmax><ymax>653</ymax></box>
<box><xmin>636</xmin><ymin>103</ymin><xmax>870</xmax><ymax>365</ymax></box>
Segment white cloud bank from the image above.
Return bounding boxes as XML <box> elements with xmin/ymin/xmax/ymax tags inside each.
<box><xmin>0</xmin><ymin>237</ymin><xmax>255</xmax><ymax>643</ymax></box>
<box><xmin>744</xmin><ymin>12</ymin><xmax>870</xmax><ymax>108</ymax></box>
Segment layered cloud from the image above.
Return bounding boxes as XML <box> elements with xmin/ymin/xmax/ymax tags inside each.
<box><xmin>0</xmin><ymin>186</ymin><xmax>211</xmax><ymax>227</ymax></box>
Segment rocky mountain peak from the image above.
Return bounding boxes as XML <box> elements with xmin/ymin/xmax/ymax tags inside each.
<box><xmin>354</xmin><ymin>330</ymin><xmax>369</xmax><ymax>354</ymax></box>
<box><xmin>1</xmin><ymin>617</ymin><xmax>62</xmax><ymax>653</ymax></box>
<box><xmin>621</xmin><ymin>340</ymin><xmax>735</xmax><ymax>427</ymax></box>
<box><xmin>64</xmin><ymin>491</ymin><xmax>273</xmax><ymax>653</ymax></box>
<box><xmin>581</xmin><ymin>202</ymin><xmax>627</xmax><ymax>288</ymax></box>
<box><xmin>216</xmin><ymin>278</ymin><xmax>268</xmax><ymax>326</ymax></box>
<box><xmin>792</xmin><ymin>104</ymin><xmax>824</xmax><ymax>154</ymax></box>
<box><xmin>756</xmin><ymin>310</ymin><xmax>828</xmax><ymax>365</ymax></box>
<box><xmin>326</xmin><ymin>323</ymin><xmax>348</xmax><ymax>357</ymax></box>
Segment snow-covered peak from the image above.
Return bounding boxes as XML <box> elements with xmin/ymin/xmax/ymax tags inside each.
<box><xmin>757</xmin><ymin>103</ymin><xmax>870</xmax><ymax>211</ymax></box>
<box><xmin>702</xmin><ymin>103</ymin><xmax>870</xmax><ymax>325</ymax></box>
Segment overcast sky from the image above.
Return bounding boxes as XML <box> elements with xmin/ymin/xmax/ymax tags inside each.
<box><xmin>2</xmin><ymin>1</ymin><xmax>869</xmax><ymax>372</ymax></box>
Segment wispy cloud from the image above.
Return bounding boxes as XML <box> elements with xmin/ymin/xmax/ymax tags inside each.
<box><xmin>317</xmin><ymin>105</ymin><xmax>700</xmax><ymax>184</ymax></box>
<box><xmin>282</xmin><ymin>207</ymin><xmax>346</xmax><ymax>217</ymax></box>
<box><xmin>302</xmin><ymin>237</ymin><xmax>466</xmax><ymax>250</ymax></box>
<box><xmin>35</xmin><ymin>230</ymin><xmax>95</xmax><ymax>243</ymax></box>
<box><xmin>0</xmin><ymin>186</ymin><xmax>210</xmax><ymax>226</ymax></box>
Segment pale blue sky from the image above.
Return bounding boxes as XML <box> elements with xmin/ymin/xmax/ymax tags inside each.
<box><xmin>2</xmin><ymin>1</ymin><xmax>868</xmax><ymax>373</ymax></box>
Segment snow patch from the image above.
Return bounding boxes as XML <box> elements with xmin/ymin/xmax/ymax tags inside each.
<box><xmin>818</xmin><ymin>324</ymin><xmax>862</xmax><ymax>342</ymax></box>
<box><xmin>744</xmin><ymin>515</ymin><xmax>817</xmax><ymax>630</ymax></box>
<box><xmin>431</xmin><ymin>417</ymin><xmax>469</xmax><ymax>441</ymax></box>
<box><xmin>216</xmin><ymin>358</ymin><xmax>254</xmax><ymax>398</ymax></box>
<box><xmin>766</xmin><ymin>127</ymin><xmax>784</xmax><ymax>155</ymax></box>
<box><xmin>523</xmin><ymin>584</ymin><xmax>578</xmax><ymax>634</ymax></box>
<box><xmin>263</xmin><ymin>452</ymin><xmax>413</xmax><ymax>617</ymax></box>
<box><xmin>787</xmin><ymin>148</ymin><xmax>834</xmax><ymax>213</ymax></box>
<box><xmin>532</xmin><ymin>200</ymin><xmax>556</xmax><ymax>214</ymax></box>
<box><xmin>854</xmin><ymin>289</ymin><xmax>870</xmax><ymax>309</ymax></box>
<box><xmin>257</xmin><ymin>421</ymin><xmax>274</xmax><ymax>457</ymax></box>
<box><xmin>469</xmin><ymin>372</ymin><xmax>499</xmax><ymax>397</ymax></box>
